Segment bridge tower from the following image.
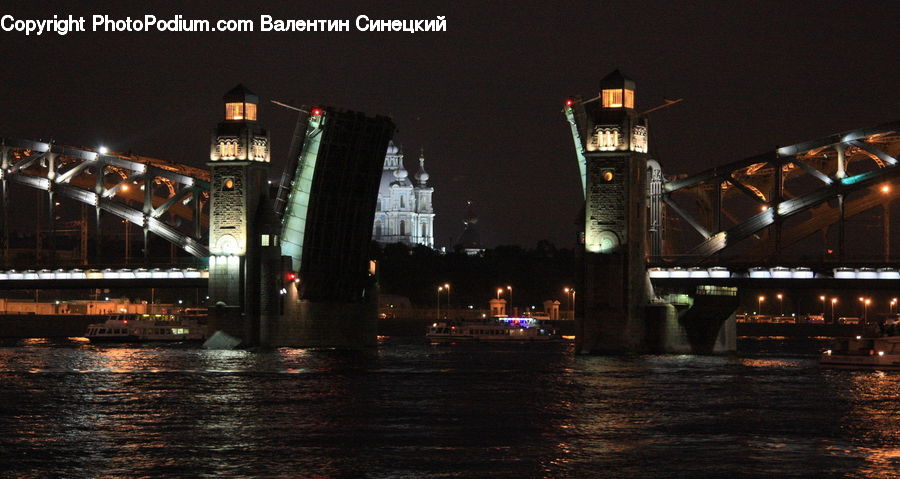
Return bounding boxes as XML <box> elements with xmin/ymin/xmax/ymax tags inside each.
<box><xmin>567</xmin><ymin>70</ymin><xmax>651</xmax><ymax>353</ymax></box>
<box><xmin>206</xmin><ymin>85</ymin><xmax>272</xmax><ymax>343</ymax></box>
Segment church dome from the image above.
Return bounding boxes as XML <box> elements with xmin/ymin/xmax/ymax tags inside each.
<box><xmin>414</xmin><ymin>156</ymin><xmax>429</xmax><ymax>185</ymax></box>
<box><xmin>393</xmin><ymin>164</ymin><xmax>409</xmax><ymax>180</ymax></box>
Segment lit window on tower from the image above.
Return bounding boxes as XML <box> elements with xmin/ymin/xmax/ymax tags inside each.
<box><xmin>245</xmin><ymin>103</ymin><xmax>257</xmax><ymax>121</ymax></box>
<box><xmin>624</xmin><ymin>89</ymin><xmax>634</xmax><ymax>109</ymax></box>
<box><xmin>225</xmin><ymin>102</ymin><xmax>245</xmax><ymax>120</ymax></box>
<box><xmin>602</xmin><ymin>89</ymin><xmax>635</xmax><ymax>109</ymax></box>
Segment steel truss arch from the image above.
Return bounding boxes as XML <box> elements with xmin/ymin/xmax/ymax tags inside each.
<box><xmin>0</xmin><ymin>138</ymin><xmax>210</xmax><ymax>258</ymax></box>
<box><xmin>661</xmin><ymin>120</ymin><xmax>900</xmax><ymax>263</ymax></box>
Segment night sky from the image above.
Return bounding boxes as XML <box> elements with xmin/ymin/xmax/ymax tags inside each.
<box><xmin>1</xmin><ymin>1</ymin><xmax>897</xmax><ymax>248</ymax></box>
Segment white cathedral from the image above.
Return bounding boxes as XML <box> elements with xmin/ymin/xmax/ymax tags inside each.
<box><xmin>373</xmin><ymin>141</ymin><xmax>435</xmax><ymax>248</ymax></box>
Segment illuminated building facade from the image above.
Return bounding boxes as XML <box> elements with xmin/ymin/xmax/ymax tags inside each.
<box><xmin>373</xmin><ymin>141</ymin><xmax>435</xmax><ymax>248</ymax></box>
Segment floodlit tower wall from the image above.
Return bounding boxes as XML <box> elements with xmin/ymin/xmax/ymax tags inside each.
<box><xmin>206</xmin><ymin>85</ymin><xmax>271</xmax><ymax>345</ymax></box>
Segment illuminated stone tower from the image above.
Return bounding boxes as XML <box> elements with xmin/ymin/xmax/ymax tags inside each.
<box><xmin>568</xmin><ymin>70</ymin><xmax>650</xmax><ymax>353</ymax></box>
<box><xmin>207</xmin><ymin>84</ymin><xmax>271</xmax><ymax>341</ymax></box>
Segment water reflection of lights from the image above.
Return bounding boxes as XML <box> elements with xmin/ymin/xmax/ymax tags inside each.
<box><xmin>739</xmin><ymin>358</ymin><xmax>803</xmax><ymax>369</ymax></box>
<box><xmin>861</xmin><ymin>447</ymin><xmax>900</xmax><ymax>478</ymax></box>
<box><xmin>277</xmin><ymin>348</ymin><xmax>312</xmax><ymax>359</ymax></box>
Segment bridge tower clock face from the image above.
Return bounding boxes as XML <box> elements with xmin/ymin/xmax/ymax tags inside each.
<box><xmin>215</xmin><ymin>234</ymin><xmax>239</xmax><ymax>256</ymax></box>
<box><xmin>598</xmin><ymin>231</ymin><xmax>620</xmax><ymax>253</ymax></box>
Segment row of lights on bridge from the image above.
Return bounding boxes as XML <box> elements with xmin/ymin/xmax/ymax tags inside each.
<box><xmin>755</xmin><ymin>293</ymin><xmax>899</xmax><ymax>316</ymax></box>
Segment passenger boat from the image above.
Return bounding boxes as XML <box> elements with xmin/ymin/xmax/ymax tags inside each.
<box><xmin>819</xmin><ymin>335</ymin><xmax>900</xmax><ymax>369</ymax></box>
<box><xmin>85</xmin><ymin>313</ymin><xmax>207</xmax><ymax>342</ymax></box>
<box><xmin>427</xmin><ymin>316</ymin><xmax>557</xmax><ymax>342</ymax></box>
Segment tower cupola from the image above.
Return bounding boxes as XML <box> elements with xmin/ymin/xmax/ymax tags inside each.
<box><xmin>210</xmin><ymin>84</ymin><xmax>270</xmax><ymax>163</ymax></box>
<box><xmin>223</xmin><ymin>84</ymin><xmax>259</xmax><ymax>121</ymax></box>
<box><xmin>599</xmin><ymin>69</ymin><xmax>636</xmax><ymax>109</ymax></box>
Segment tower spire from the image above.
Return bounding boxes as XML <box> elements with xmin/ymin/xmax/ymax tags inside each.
<box><xmin>414</xmin><ymin>147</ymin><xmax>429</xmax><ymax>186</ymax></box>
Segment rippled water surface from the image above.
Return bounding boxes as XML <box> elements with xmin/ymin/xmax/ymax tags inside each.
<box><xmin>1</xmin><ymin>337</ymin><xmax>898</xmax><ymax>478</ymax></box>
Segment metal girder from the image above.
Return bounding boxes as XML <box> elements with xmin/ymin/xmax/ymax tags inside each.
<box><xmin>9</xmin><ymin>174</ymin><xmax>49</xmax><ymax>191</ymax></box>
<box><xmin>849</xmin><ymin>139</ymin><xmax>897</xmax><ymax>166</ymax></box>
<box><xmin>725</xmin><ymin>175</ymin><xmax>767</xmax><ymax>204</ymax></box>
<box><xmin>662</xmin><ymin>195</ymin><xmax>711</xmax><ymax>239</ymax></box>
<box><xmin>0</xmin><ymin>137</ymin><xmax>210</xmax><ymax>258</ymax></box>
<box><xmin>748</xmin><ymin>185</ymin><xmax>900</xmax><ymax>261</ymax></box>
<box><xmin>661</xmin><ymin>120</ymin><xmax>899</xmax><ymax>262</ymax></box>
<box><xmin>664</xmin><ymin>151</ymin><xmax>773</xmax><ymax>193</ymax></box>
<box><xmin>775</xmin><ymin>121</ymin><xmax>900</xmax><ymax>157</ymax></box>
<box><xmin>55</xmin><ymin>158</ymin><xmax>97</xmax><ymax>184</ymax></box>
<box><xmin>152</xmin><ymin>186</ymin><xmax>198</xmax><ymax>218</ymax></box>
<box><xmin>687</xmin><ymin>163</ymin><xmax>900</xmax><ymax>259</ymax></box>
<box><xmin>8</xmin><ymin>151</ymin><xmax>46</xmax><ymax>174</ymax></box>
<box><xmin>1</xmin><ymin>138</ymin><xmax>208</xmax><ymax>188</ymax></box>
<box><xmin>665</xmin><ymin>121</ymin><xmax>900</xmax><ymax>194</ymax></box>
<box><xmin>55</xmin><ymin>182</ymin><xmax>98</xmax><ymax>206</ymax></box>
<box><xmin>788</xmin><ymin>158</ymin><xmax>832</xmax><ymax>185</ymax></box>
<box><xmin>103</xmin><ymin>172</ymin><xmax>144</xmax><ymax>198</ymax></box>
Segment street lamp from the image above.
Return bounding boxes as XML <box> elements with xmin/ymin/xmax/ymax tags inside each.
<box><xmin>757</xmin><ymin>295</ymin><xmax>765</xmax><ymax>315</ymax></box>
<box><xmin>564</xmin><ymin>287</ymin><xmax>570</xmax><ymax>320</ymax></box>
<box><xmin>819</xmin><ymin>295</ymin><xmax>826</xmax><ymax>318</ymax></box>
<box><xmin>571</xmin><ymin>289</ymin><xmax>576</xmax><ymax>320</ymax></box>
<box><xmin>506</xmin><ymin>285</ymin><xmax>513</xmax><ymax>312</ymax></box>
<box><xmin>437</xmin><ymin>286</ymin><xmax>443</xmax><ymax>320</ymax></box>
<box><xmin>863</xmin><ymin>298</ymin><xmax>871</xmax><ymax>323</ymax></box>
<box><xmin>776</xmin><ymin>293</ymin><xmax>784</xmax><ymax>316</ymax></box>
<box><xmin>444</xmin><ymin>283</ymin><xmax>451</xmax><ymax>312</ymax></box>
<box><xmin>496</xmin><ymin>288</ymin><xmax>503</xmax><ymax>300</ymax></box>
<box><xmin>830</xmin><ymin>297</ymin><xmax>838</xmax><ymax>323</ymax></box>
<box><xmin>891</xmin><ymin>297</ymin><xmax>898</xmax><ymax>314</ymax></box>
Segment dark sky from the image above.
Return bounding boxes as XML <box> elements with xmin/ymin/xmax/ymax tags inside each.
<box><xmin>1</xmin><ymin>1</ymin><xmax>897</xmax><ymax>248</ymax></box>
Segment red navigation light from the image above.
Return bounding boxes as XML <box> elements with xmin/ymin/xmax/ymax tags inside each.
<box><xmin>311</xmin><ymin>108</ymin><xmax>323</xmax><ymax>116</ymax></box>
<box><xmin>565</xmin><ymin>99</ymin><xmax>574</xmax><ymax>107</ymax></box>
<box><xmin>285</xmin><ymin>272</ymin><xmax>298</xmax><ymax>282</ymax></box>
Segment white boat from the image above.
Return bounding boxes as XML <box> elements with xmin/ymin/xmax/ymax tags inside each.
<box><xmin>427</xmin><ymin>317</ymin><xmax>557</xmax><ymax>342</ymax></box>
<box><xmin>85</xmin><ymin>313</ymin><xmax>207</xmax><ymax>342</ymax></box>
<box><xmin>820</xmin><ymin>335</ymin><xmax>900</xmax><ymax>369</ymax></box>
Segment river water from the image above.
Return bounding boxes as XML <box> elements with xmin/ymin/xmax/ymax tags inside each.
<box><xmin>0</xmin><ymin>337</ymin><xmax>897</xmax><ymax>478</ymax></box>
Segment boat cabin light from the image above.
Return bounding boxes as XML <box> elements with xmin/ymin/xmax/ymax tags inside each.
<box><xmin>878</xmin><ymin>351</ymin><xmax>885</xmax><ymax>356</ymax></box>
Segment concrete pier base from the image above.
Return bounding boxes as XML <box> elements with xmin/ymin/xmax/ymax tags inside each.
<box><xmin>207</xmin><ymin>305</ymin><xmax>254</xmax><ymax>347</ymax></box>
<box><xmin>262</xmin><ymin>300</ymin><xmax>377</xmax><ymax>348</ymax></box>
<box><xmin>644</xmin><ymin>303</ymin><xmax>736</xmax><ymax>354</ymax></box>
<box><xmin>575</xmin><ymin>296</ymin><xmax>738</xmax><ymax>354</ymax></box>
<box><xmin>207</xmin><ymin>298</ymin><xmax>377</xmax><ymax>349</ymax></box>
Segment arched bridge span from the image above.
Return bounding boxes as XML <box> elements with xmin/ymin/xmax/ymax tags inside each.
<box><xmin>659</xmin><ymin>121</ymin><xmax>900</xmax><ymax>263</ymax></box>
<box><xmin>0</xmin><ymin>138</ymin><xmax>210</xmax><ymax>258</ymax></box>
